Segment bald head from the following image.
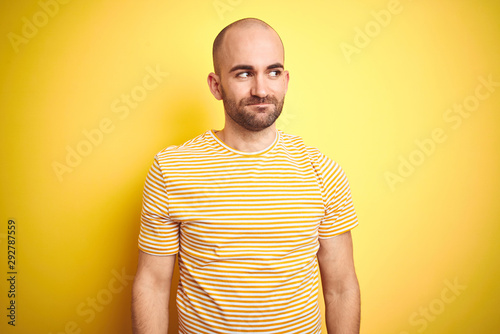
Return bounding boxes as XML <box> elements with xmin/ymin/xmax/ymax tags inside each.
<box><xmin>212</xmin><ymin>18</ymin><xmax>284</xmax><ymax>75</ymax></box>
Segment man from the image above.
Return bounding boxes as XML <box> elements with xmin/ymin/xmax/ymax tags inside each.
<box><xmin>132</xmin><ymin>18</ymin><xmax>360</xmax><ymax>334</ymax></box>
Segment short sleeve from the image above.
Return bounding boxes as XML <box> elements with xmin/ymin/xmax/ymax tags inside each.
<box><xmin>315</xmin><ymin>152</ymin><xmax>358</xmax><ymax>238</ymax></box>
<box><xmin>137</xmin><ymin>155</ymin><xmax>180</xmax><ymax>255</ymax></box>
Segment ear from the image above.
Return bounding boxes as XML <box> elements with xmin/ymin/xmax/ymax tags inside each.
<box><xmin>207</xmin><ymin>72</ymin><xmax>223</xmax><ymax>100</ymax></box>
<box><xmin>283</xmin><ymin>70</ymin><xmax>290</xmax><ymax>95</ymax></box>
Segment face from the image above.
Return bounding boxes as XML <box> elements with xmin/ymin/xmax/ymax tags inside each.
<box><xmin>209</xmin><ymin>26</ymin><xmax>289</xmax><ymax>132</ymax></box>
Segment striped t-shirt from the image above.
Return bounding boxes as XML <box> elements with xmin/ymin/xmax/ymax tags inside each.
<box><xmin>138</xmin><ymin>129</ymin><xmax>358</xmax><ymax>334</ymax></box>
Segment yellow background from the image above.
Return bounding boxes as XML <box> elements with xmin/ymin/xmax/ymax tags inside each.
<box><xmin>1</xmin><ymin>0</ymin><xmax>499</xmax><ymax>333</ymax></box>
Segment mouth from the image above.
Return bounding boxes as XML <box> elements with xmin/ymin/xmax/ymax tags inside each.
<box><xmin>247</xmin><ymin>103</ymin><xmax>272</xmax><ymax>107</ymax></box>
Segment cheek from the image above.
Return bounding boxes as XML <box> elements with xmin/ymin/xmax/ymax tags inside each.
<box><xmin>272</xmin><ymin>80</ymin><xmax>287</xmax><ymax>96</ymax></box>
<box><xmin>234</xmin><ymin>86</ymin><xmax>254</xmax><ymax>101</ymax></box>
<box><xmin>225</xmin><ymin>80</ymin><xmax>249</xmax><ymax>95</ymax></box>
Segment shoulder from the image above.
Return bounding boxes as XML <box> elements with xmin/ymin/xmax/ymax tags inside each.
<box><xmin>278</xmin><ymin>130</ymin><xmax>337</xmax><ymax>166</ymax></box>
<box><xmin>154</xmin><ymin>130</ymin><xmax>214</xmax><ymax>163</ymax></box>
<box><xmin>279</xmin><ymin>131</ymin><xmax>349</xmax><ymax>187</ymax></box>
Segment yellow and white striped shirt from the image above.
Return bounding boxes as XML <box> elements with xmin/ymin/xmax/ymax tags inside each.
<box><xmin>138</xmin><ymin>129</ymin><xmax>358</xmax><ymax>334</ymax></box>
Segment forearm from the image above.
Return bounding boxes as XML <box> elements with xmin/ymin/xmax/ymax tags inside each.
<box><xmin>132</xmin><ymin>282</ymin><xmax>170</xmax><ymax>334</ymax></box>
<box><xmin>323</xmin><ymin>282</ymin><xmax>360</xmax><ymax>334</ymax></box>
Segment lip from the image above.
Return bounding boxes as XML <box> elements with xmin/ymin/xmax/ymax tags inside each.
<box><xmin>248</xmin><ymin>103</ymin><xmax>271</xmax><ymax>106</ymax></box>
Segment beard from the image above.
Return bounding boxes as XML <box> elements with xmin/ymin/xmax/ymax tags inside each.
<box><xmin>220</xmin><ymin>85</ymin><xmax>285</xmax><ymax>132</ymax></box>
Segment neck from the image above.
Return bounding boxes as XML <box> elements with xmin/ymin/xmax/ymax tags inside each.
<box><xmin>215</xmin><ymin>124</ymin><xmax>277</xmax><ymax>153</ymax></box>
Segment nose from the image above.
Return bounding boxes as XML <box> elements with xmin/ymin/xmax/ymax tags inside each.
<box><xmin>250</xmin><ymin>74</ymin><xmax>268</xmax><ymax>98</ymax></box>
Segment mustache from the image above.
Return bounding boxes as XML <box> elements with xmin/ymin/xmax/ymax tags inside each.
<box><xmin>241</xmin><ymin>96</ymin><xmax>278</xmax><ymax>106</ymax></box>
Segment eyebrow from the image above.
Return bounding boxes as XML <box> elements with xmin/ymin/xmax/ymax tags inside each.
<box><xmin>229</xmin><ymin>63</ymin><xmax>284</xmax><ymax>73</ymax></box>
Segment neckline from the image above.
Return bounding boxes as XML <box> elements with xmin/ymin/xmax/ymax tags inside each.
<box><xmin>209</xmin><ymin>129</ymin><xmax>280</xmax><ymax>156</ymax></box>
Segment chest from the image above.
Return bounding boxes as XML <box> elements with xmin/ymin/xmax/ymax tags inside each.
<box><xmin>166</xmin><ymin>156</ymin><xmax>326</xmax><ymax>261</ymax></box>
<box><xmin>167</xmin><ymin>159</ymin><xmax>324</xmax><ymax>222</ymax></box>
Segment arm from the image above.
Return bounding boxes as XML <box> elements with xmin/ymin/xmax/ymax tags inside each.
<box><xmin>132</xmin><ymin>250</ymin><xmax>176</xmax><ymax>334</ymax></box>
<box><xmin>317</xmin><ymin>231</ymin><xmax>360</xmax><ymax>334</ymax></box>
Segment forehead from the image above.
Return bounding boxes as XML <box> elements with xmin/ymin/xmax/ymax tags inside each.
<box><xmin>220</xmin><ymin>26</ymin><xmax>284</xmax><ymax>70</ymax></box>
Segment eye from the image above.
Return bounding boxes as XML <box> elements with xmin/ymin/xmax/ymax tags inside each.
<box><xmin>269</xmin><ymin>70</ymin><xmax>281</xmax><ymax>77</ymax></box>
<box><xmin>237</xmin><ymin>72</ymin><xmax>250</xmax><ymax>78</ymax></box>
